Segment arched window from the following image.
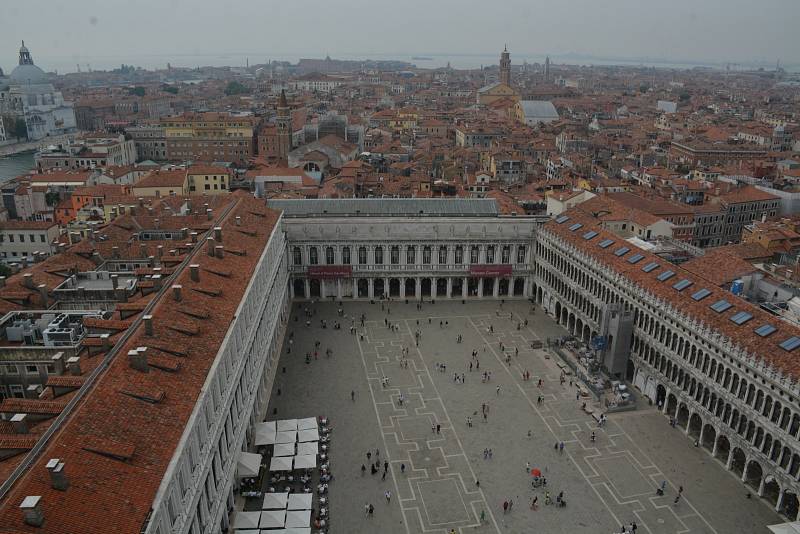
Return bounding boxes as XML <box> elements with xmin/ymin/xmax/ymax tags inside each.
<box><xmin>438</xmin><ymin>246</ymin><xmax>447</xmax><ymax>264</ymax></box>
<box><xmin>486</xmin><ymin>246</ymin><xmax>495</xmax><ymax>264</ymax></box>
<box><xmin>502</xmin><ymin>245</ymin><xmax>510</xmax><ymax>264</ymax></box>
<box><xmin>341</xmin><ymin>246</ymin><xmax>350</xmax><ymax>265</ymax></box>
<box><xmin>309</xmin><ymin>247</ymin><xmax>318</xmax><ymax>265</ymax></box>
<box><xmin>470</xmin><ymin>246</ymin><xmax>479</xmax><ymax>264</ymax></box>
<box><xmin>375</xmin><ymin>246</ymin><xmax>384</xmax><ymax>265</ymax></box>
<box><xmin>325</xmin><ymin>247</ymin><xmax>335</xmax><ymax>265</ymax></box>
<box><xmin>423</xmin><ymin>246</ymin><xmax>431</xmax><ymax>264</ymax></box>
<box><xmin>517</xmin><ymin>246</ymin><xmax>526</xmax><ymax>264</ymax></box>
<box><xmin>454</xmin><ymin>246</ymin><xmax>463</xmax><ymax>264</ymax></box>
<box><xmin>390</xmin><ymin>246</ymin><xmax>399</xmax><ymax>264</ymax></box>
<box><xmin>292</xmin><ymin>247</ymin><xmax>302</xmax><ymax>265</ymax></box>
<box><xmin>358</xmin><ymin>246</ymin><xmax>367</xmax><ymax>265</ymax></box>
<box><xmin>406</xmin><ymin>246</ymin><xmax>416</xmax><ymax>264</ymax></box>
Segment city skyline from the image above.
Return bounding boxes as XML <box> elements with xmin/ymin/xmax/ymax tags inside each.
<box><xmin>1</xmin><ymin>0</ymin><xmax>799</xmax><ymax>73</ymax></box>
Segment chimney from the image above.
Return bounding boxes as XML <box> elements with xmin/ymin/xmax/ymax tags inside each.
<box><xmin>128</xmin><ymin>348</ymin><xmax>148</xmax><ymax>372</ymax></box>
<box><xmin>156</xmin><ymin>245</ymin><xmax>164</xmax><ymax>260</ymax></box>
<box><xmin>138</xmin><ymin>197</ymin><xmax>144</xmax><ymax>207</ymax></box>
<box><xmin>172</xmin><ymin>284</ymin><xmax>182</xmax><ymax>301</ymax></box>
<box><xmin>0</xmin><ymin>276</ymin><xmax>6</xmax><ymax>288</ymax></box>
<box><xmin>184</xmin><ymin>198</ymin><xmax>192</xmax><ymax>212</ymax></box>
<box><xmin>111</xmin><ymin>275</ymin><xmax>119</xmax><ymax>290</ymax></box>
<box><xmin>143</xmin><ymin>314</ymin><xmax>153</xmax><ymax>336</ymax></box>
<box><xmin>214</xmin><ymin>226</ymin><xmax>222</xmax><ymax>242</ymax></box>
<box><xmin>66</xmin><ymin>357</ymin><xmax>81</xmax><ymax>376</ymax></box>
<box><xmin>11</xmin><ymin>414</ymin><xmax>28</xmax><ymax>434</ymax></box>
<box><xmin>23</xmin><ymin>274</ymin><xmax>34</xmax><ymax>289</ymax></box>
<box><xmin>154</xmin><ymin>218</ymin><xmax>160</xmax><ymax>229</ymax></box>
<box><xmin>46</xmin><ymin>459</ymin><xmax>69</xmax><ymax>491</ymax></box>
<box><xmin>111</xmin><ymin>246</ymin><xmax>120</xmax><ymax>259</ymax></box>
<box><xmin>37</xmin><ymin>284</ymin><xmax>48</xmax><ymax>308</ymax></box>
<box><xmin>20</xmin><ymin>496</ymin><xmax>43</xmax><ymax>527</ymax></box>
<box><xmin>101</xmin><ymin>333</ymin><xmax>111</xmax><ymax>350</ymax></box>
<box><xmin>148</xmin><ymin>255</ymin><xmax>155</xmax><ymax>267</ymax></box>
<box><xmin>215</xmin><ymin>246</ymin><xmax>224</xmax><ymax>259</ymax></box>
<box><xmin>51</xmin><ymin>352</ymin><xmax>65</xmax><ymax>375</ymax></box>
<box><xmin>180</xmin><ymin>227</ymin><xmax>189</xmax><ymax>239</ymax></box>
<box><xmin>91</xmin><ymin>251</ymin><xmax>103</xmax><ymax>265</ymax></box>
<box><xmin>190</xmin><ymin>232</ymin><xmax>198</xmax><ymax>243</ymax></box>
<box><xmin>235</xmin><ymin>216</ymin><xmax>241</xmax><ymax>226</ymax></box>
<box><xmin>206</xmin><ymin>237</ymin><xmax>216</xmax><ymax>256</ymax></box>
<box><xmin>190</xmin><ymin>264</ymin><xmax>200</xmax><ymax>282</ymax></box>
<box><xmin>139</xmin><ymin>243</ymin><xmax>147</xmax><ymax>258</ymax></box>
<box><xmin>206</xmin><ymin>208</ymin><xmax>213</xmax><ymax>221</ymax></box>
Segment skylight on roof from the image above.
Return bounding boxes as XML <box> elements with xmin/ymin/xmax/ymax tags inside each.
<box><xmin>730</xmin><ymin>311</ymin><xmax>753</xmax><ymax>325</ymax></box>
<box><xmin>627</xmin><ymin>253</ymin><xmax>644</xmax><ymax>264</ymax></box>
<box><xmin>555</xmin><ymin>215</ymin><xmax>569</xmax><ymax>224</ymax></box>
<box><xmin>691</xmin><ymin>288</ymin><xmax>711</xmax><ymax>301</ymax></box>
<box><xmin>656</xmin><ymin>270</ymin><xmax>675</xmax><ymax>282</ymax></box>
<box><xmin>568</xmin><ymin>223</ymin><xmax>583</xmax><ymax>231</ymax></box>
<box><xmin>642</xmin><ymin>262</ymin><xmax>659</xmax><ymax>273</ymax></box>
<box><xmin>583</xmin><ymin>230</ymin><xmax>598</xmax><ymax>240</ymax></box>
<box><xmin>780</xmin><ymin>336</ymin><xmax>800</xmax><ymax>352</ymax></box>
<box><xmin>710</xmin><ymin>299</ymin><xmax>732</xmax><ymax>313</ymax></box>
<box><xmin>598</xmin><ymin>239</ymin><xmax>614</xmax><ymax>248</ymax></box>
<box><xmin>754</xmin><ymin>324</ymin><xmax>777</xmax><ymax>337</ymax></box>
<box><xmin>614</xmin><ymin>247</ymin><xmax>630</xmax><ymax>257</ymax></box>
<box><xmin>672</xmin><ymin>279</ymin><xmax>693</xmax><ymax>291</ymax></box>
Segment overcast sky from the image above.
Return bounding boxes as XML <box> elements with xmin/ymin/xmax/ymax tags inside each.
<box><xmin>1</xmin><ymin>0</ymin><xmax>798</xmax><ymax>72</ymax></box>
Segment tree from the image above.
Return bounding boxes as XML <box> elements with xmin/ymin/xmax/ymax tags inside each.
<box><xmin>162</xmin><ymin>85</ymin><xmax>178</xmax><ymax>95</ymax></box>
<box><xmin>2</xmin><ymin>116</ymin><xmax>28</xmax><ymax>140</ymax></box>
<box><xmin>224</xmin><ymin>81</ymin><xmax>249</xmax><ymax>96</ymax></box>
<box><xmin>0</xmin><ymin>264</ymin><xmax>10</xmax><ymax>278</ymax></box>
<box><xmin>127</xmin><ymin>86</ymin><xmax>146</xmax><ymax>97</ymax></box>
<box><xmin>679</xmin><ymin>91</ymin><xmax>691</xmax><ymax>102</ymax></box>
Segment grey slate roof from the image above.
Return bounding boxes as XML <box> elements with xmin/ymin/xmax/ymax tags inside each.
<box><xmin>519</xmin><ymin>100</ymin><xmax>559</xmax><ymax>120</ymax></box>
<box><xmin>267</xmin><ymin>198</ymin><xmax>499</xmax><ymax>217</ymax></box>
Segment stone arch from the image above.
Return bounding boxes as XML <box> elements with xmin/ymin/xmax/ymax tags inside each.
<box><xmin>744</xmin><ymin>460</ymin><xmax>764</xmax><ymax>493</ymax></box>
<box><xmin>715</xmin><ymin>434</ymin><xmax>730</xmax><ymax>464</ymax></box>
<box><xmin>357</xmin><ymin>278</ymin><xmax>369</xmax><ymax>298</ymax></box>
<box><xmin>568</xmin><ymin>313</ymin><xmax>576</xmax><ymax>335</ymax></box>
<box><xmin>293</xmin><ymin>278</ymin><xmax>306</xmax><ymax>298</ymax></box>
<box><xmin>626</xmin><ymin>360</ymin><xmax>635</xmax><ymax>382</ymax></box>
<box><xmin>762</xmin><ymin>476</ymin><xmax>780</xmax><ymax>507</ymax></box>
<box><xmin>688</xmin><ymin>413</ymin><xmax>702</xmax><ymax>440</ymax></box>
<box><xmin>582</xmin><ymin>324</ymin><xmax>591</xmax><ymax>344</ymax></box>
<box><xmin>656</xmin><ymin>385</ymin><xmax>667</xmax><ymax>408</ymax></box>
<box><xmin>676</xmin><ymin>404</ymin><xmax>689</xmax><ymax>429</ymax></box>
<box><xmin>420</xmin><ymin>278</ymin><xmax>432</xmax><ymax>297</ymax></box>
<box><xmin>405</xmin><ymin>278</ymin><xmax>417</xmax><ymax>298</ymax></box>
<box><xmin>389</xmin><ymin>278</ymin><xmax>400</xmax><ymax>297</ymax></box>
<box><xmin>701</xmin><ymin>424</ymin><xmax>716</xmax><ymax>451</ymax></box>
<box><xmin>782</xmin><ymin>491</ymin><xmax>800</xmax><ymax>520</ymax></box>
<box><xmin>555</xmin><ymin>301</ymin><xmax>562</xmax><ymax>322</ymax></box>
<box><xmin>730</xmin><ymin>447</ymin><xmax>746</xmax><ymax>478</ymax></box>
<box><xmin>309</xmin><ymin>279</ymin><xmax>321</xmax><ymax>298</ymax></box>
<box><xmin>666</xmin><ymin>392</ymin><xmax>678</xmax><ymax>416</ymax></box>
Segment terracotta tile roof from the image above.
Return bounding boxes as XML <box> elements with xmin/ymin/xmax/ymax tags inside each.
<box><xmin>0</xmin><ymin>399</ymin><xmax>67</xmax><ymax>416</ymax></box>
<box><xmin>681</xmin><ymin>250</ymin><xmax>758</xmax><ymax>287</ymax></box>
<box><xmin>544</xmin><ymin>209</ymin><xmax>800</xmax><ymax>381</ymax></box>
<box><xmin>0</xmin><ymin>193</ymin><xmax>279</xmax><ymax>534</ymax></box>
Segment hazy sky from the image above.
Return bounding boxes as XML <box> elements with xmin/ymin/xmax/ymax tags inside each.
<box><xmin>1</xmin><ymin>0</ymin><xmax>798</xmax><ymax>72</ymax></box>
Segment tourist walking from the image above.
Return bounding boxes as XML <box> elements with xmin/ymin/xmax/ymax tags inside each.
<box><xmin>385</xmin><ymin>490</ymin><xmax>392</xmax><ymax>503</ymax></box>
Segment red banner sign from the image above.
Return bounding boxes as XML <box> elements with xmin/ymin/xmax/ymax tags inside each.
<box><xmin>469</xmin><ymin>264</ymin><xmax>512</xmax><ymax>277</ymax></box>
<box><xmin>307</xmin><ymin>265</ymin><xmax>353</xmax><ymax>279</ymax></box>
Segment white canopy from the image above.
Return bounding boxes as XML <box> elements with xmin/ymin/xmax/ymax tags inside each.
<box><xmin>297</xmin><ymin>429</ymin><xmax>319</xmax><ymax>442</ymax></box>
<box><xmin>271</xmin><ymin>529</ymin><xmax>311</xmax><ymax>534</ymax></box>
<box><xmin>236</xmin><ymin>451</ymin><xmax>262</xmax><ymax>478</ymax></box>
<box><xmin>293</xmin><ymin>454</ymin><xmax>316</xmax><ymax>470</ymax></box>
<box><xmin>297</xmin><ymin>417</ymin><xmax>317</xmax><ymax>430</ymax></box>
<box><xmin>231</xmin><ymin>511</ymin><xmax>261</xmax><ymax>530</ymax></box>
<box><xmin>232</xmin><ymin>530</ymin><xmax>258</xmax><ymax>534</ymax></box>
<box><xmin>285</xmin><ymin>509</ymin><xmax>311</xmax><ymax>528</ymax></box>
<box><xmin>275</xmin><ymin>430</ymin><xmax>297</xmax><ymax>444</ymax></box>
<box><xmin>269</xmin><ymin>456</ymin><xmax>294</xmax><ymax>472</ymax></box>
<box><xmin>259</xmin><ymin>509</ymin><xmax>287</xmax><ymax>529</ymax></box>
<box><xmin>262</xmin><ymin>492</ymin><xmax>289</xmax><ymax>510</ymax></box>
<box><xmin>296</xmin><ymin>442</ymin><xmax>318</xmax><ymax>456</ymax></box>
<box><xmin>287</xmin><ymin>492</ymin><xmax>313</xmax><ymax>510</ymax></box>
<box><xmin>277</xmin><ymin>419</ymin><xmax>298</xmax><ymax>431</ymax></box>
<box><xmin>274</xmin><ymin>442</ymin><xmax>295</xmax><ymax>456</ymax></box>
<box><xmin>254</xmin><ymin>422</ymin><xmax>277</xmax><ymax>446</ymax></box>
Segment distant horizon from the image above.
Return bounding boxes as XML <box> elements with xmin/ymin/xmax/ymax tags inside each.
<box><xmin>5</xmin><ymin>50</ymin><xmax>797</xmax><ymax>76</ymax></box>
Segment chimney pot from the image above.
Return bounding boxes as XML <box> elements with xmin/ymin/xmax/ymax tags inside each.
<box><xmin>172</xmin><ymin>284</ymin><xmax>182</xmax><ymax>301</ymax></box>
<box><xmin>206</xmin><ymin>208</ymin><xmax>213</xmax><ymax>221</ymax></box>
<box><xmin>128</xmin><ymin>349</ymin><xmax>148</xmax><ymax>372</ymax></box>
<box><xmin>0</xmin><ymin>276</ymin><xmax>6</xmax><ymax>288</ymax></box>
<box><xmin>51</xmin><ymin>352</ymin><xmax>65</xmax><ymax>375</ymax></box>
<box><xmin>207</xmin><ymin>237</ymin><xmax>216</xmax><ymax>256</ymax></box>
<box><xmin>235</xmin><ymin>216</ymin><xmax>241</xmax><ymax>226</ymax></box>
<box><xmin>19</xmin><ymin>496</ymin><xmax>43</xmax><ymax>527</ymax></box>
<box><xmin>143</xmin><ymin>314</ymin><xmax>153</xmax><ymax>336</ymax></box>
<box><xmin>111</xmin><ymin>275</ymin><xmax>119</xmax><ymax>290</ymax></box>
<box><xmin>37</xmin><ymin>284</ymin><xmax>48</xmax><ymax>308</ymax></box>
<box><xmin>156</xmin><ymin>245</ymin><xmax>163</xmax><ymax>258</ymax></box>
<box><xmin>11</xmin><ymin>414</ymin><xmax>28</xmax><ymax>434</ymax></box>
<box><xmin>214</xmin><ymin>226</ymin><xmax>222</xmax><ymax>242</ymax></box>
<box><xmin>139</xmin><ymin>243</ymin><xmax>147</xmax><ymax>257</ymax></box>
<box><xmin>66</xmin><ymin>357</ymin><xmax>81</xmax><ymax>376</ymax></box>
<box><xmin>190</xmin><ymin>232</ymin><xmax>198</xmax><ymax>243</ymax></box>
<box><xmin>190</xmin><ymin>264</ymin><xmax>200</xmax><ymax>282</ymax></box>
<box><xmin>215</xmin><ymin>246</ymin><xmax>224</xmax><ymax>259</ymax></box>
<box><xmin>23</xmin><ymin>274</ymin><xmax>34</xmax><ymax>289</ymax></box>
<box><xmin>47</xmin><ymin>460</ymin><xmax>69</xmax><ymax>491</ymax></box>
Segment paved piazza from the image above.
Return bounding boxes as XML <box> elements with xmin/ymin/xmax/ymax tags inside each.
<box><xmin>268</xmin><ymin>300</ymin><xmax>783</xmax><ymax>533</ymax></box>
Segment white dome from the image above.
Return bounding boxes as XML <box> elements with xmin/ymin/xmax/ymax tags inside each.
<box><xmin>10</xmin><ymin>63</ymin><xmax>47</xmax><ymax>84</ymax></box>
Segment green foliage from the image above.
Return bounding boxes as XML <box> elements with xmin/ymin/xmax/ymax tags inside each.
<box><xmin>162</xmin><ymin>85</ymin><xmax>179</xmax><ymax>94</ymax></box>
<box><xmin>224</xmin><ymin>81</ymin><xmax>249</xmax><ymax>96</ymax></box>
<box><xmin>127</xmin><ymin>86</ymin><xmax>146</xmax><ymax>97</ymax></box>
<box><xmin>45</xmin><ymin>191</ymin><xmax>60</xmax><ymax>206</ymax></box>
<box><xmin>0</xmin><ymin>264</ymin><xmax>10</xmax><ymax>278</ymax></box>
<box><xmin>2</xmin><ymin>116</ymin><xmax>28</xmax><ymax>140</ymax></box>
<box><xmin>679</xmin><ymin>91</ymin><xmax>691</xmax><ymax>102</ymax></box>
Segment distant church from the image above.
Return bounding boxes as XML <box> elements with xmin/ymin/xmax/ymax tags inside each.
<box><xmin>0</xmin><ymin>41</ymin><xmax>76</xmax><ymax>141</ymax></box>
<box><xmin>476</xmin><ymin>46</ymin><xmax>519</xmax><ymax>106</ymax></box>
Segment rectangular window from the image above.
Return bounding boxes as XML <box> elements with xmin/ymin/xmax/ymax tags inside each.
<box><xmin>779</xmin><ymin>337</ymin><xmax>800</xmax><ymax>352</ymax></box>
<box><xmin>455</xmin><ymin>246</ymin><xmax>463</xmax><ymax>265</ymax></box>
<box><xmin>439</xmin><ymin>246</ymin><xmax>448</xmax><ymax>264</ymax></box>
<box><xmin>25</xmin><ymin>365</ymin><xmax>38</xmax><ymax>375</ymax></box>
<box><xmin>754</xmin><ymin>324</ymin><xmax>776</xmax><ymax>337</ymax></box>
<box><xmin>614</xmin><ymin>247</ymin><xmax>630</xmax><ymax>257</ymax></box>
<box><xmin>691</xmin><ymin>288</ymin><xmax>711</xmax><ymax>301</ymax></box>
<box><xmin>358</xmin><ymin>247</ymin><xmax>367</xmax><ymax>265</ymax></box>
<box><xmin>672</xmin><ymin>279</ymin><xmax>693</xmax><ymax>291</ymax></box>
<box><xmin>656</xmin><ymin>270</ymin><xmax>675</xmax><ymax>282</ymax></box>
<box><xmin>598</xmin><ymin>239</ymin><xmax>614</xmax><ymax>249</ymax></box>
<box><xmin>730</xmin><ymin>311</ymin><xmax>753</xmax><ymax>325</ymax></box>
<box><xmin>710</xmin><ymin>299</ymin><xmax>732</xmax><ymax>313</ymax></box>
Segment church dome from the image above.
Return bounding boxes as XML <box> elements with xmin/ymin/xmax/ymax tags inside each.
<box><xmin>10</xmin><ymin>63</ymin><xmax>47</xmax><ymax>84</ymax></box>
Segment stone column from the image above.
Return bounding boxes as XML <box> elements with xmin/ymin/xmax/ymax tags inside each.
<box><xmin>400</xmin><ymin>277</ymin><xmax>406</xmax><ymax>298</ymax></box>
<box><xmin>758</xmin><ymin>477</ymin><xmax>766</xmax><ymax>497</ymax></box>
<box><xmin>447</xmin><ymin>278</ymin><xmax>453</xmax><ymax>298</ymax></box>
<box><xmin>478</xmin><ymin>278</ymin><xmax>484</xmax><ymax>298</ymax></box>
<box><xmin>462</xmin><ymin>277</ymin><xmax>468</xmax><ymax>298</ymax></box>
<box><xmin>493</xmin><ymin>278</ymin><xmax>500</xmax><ymax>298</ymax></box>
<box><xmin>320</xmin><ymin>281</ymin><xmax>327</xmax><ymax>299</ymax></box>
<box><xmin>385</xmin><ymin>278</ymin><xmax>390</xmax><ymax>298</ymax></box>
<box><xmin>337</xmin><ymin>279</ymin><xmax>342</xmax><ymax>299</ymax></box>
<box><xmin>304</xmin><ymin>279</ymin><xmax>310</xmax><ymax>299</ymax></box>
<box><xmin>368</xmin><ymin>279</ymin><xmax>374</xmax><ymax>299</ymax></box>
<box><xmin>712</xmin><ymin>435</ymin><xmax>718</xmax><ymax>456</ymax></box>
<box><xmin>289</xmin><ymin>279</ymin><xmax>295</xmax><ymax>299</ymax></box>
<box><xmin>776</xmin><ymin>489</ymin><xmax>785</xmax><ymax>512</ymax></box>
<box><xmin>741</xmin><ymin>459</ymin><xmax>749</xmax><ymax>482</ymax></box>
<box><xmin>726</xmin><ymin>451</ymin><xmax>734</xmax><ymax>470</ymax></box>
